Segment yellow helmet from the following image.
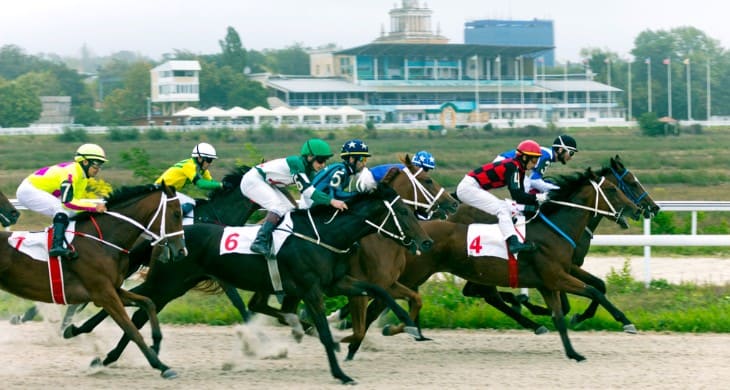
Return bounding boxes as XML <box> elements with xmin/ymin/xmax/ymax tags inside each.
<box><xmin>75</xmin><ymin>143</ymin><xmax>108</xmax><ymax>163</ymax></box>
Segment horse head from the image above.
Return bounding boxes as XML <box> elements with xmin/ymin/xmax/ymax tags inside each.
<box><xmin>603</xmin><ymin>155</ymin><xmax>660</xmax><ymax>218</ymax></box>
<box><xmin>0</xmin><ymin>189</ymin><xmax>20</xmax><ymax>227</ymax></box>
<box><xmin>380</xmin><ymin>155</ymin><xmax>459</xmax><ymax>220</ymax></box>
<box><xmin>195</xmin><ymin>165</ymin><xmax>259</xmax><ymax>225</ymax></box>
<box><xmin>102</xmin><ymin>181</ymin><xmax>187</xmax><ymax>264</ymax></box>
<box><xmin>343</xmin><ymin>182</ymin><xmax>434</xmax><ymax>254</ymax></box>
<box><xmin>547</xmin><ymin>168</ymin><xmax>641</xmax><ymax>229</ymax></box>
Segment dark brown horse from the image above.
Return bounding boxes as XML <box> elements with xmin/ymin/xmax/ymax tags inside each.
<box><xmin>349</xmin><ymin>168</ymin><xmax>642</xmax><ymax>361</ymax></box>
<box><xmin>0</xmin><ymin>189</ymin><xmax>20</xmax><ymax>227</ymax></box>
<box><xmin>0</xmin><ymin>183</ymin><xmax>187</xmax><ymax>378</ymax></box>
<box><xmin>450</xmin><ymin>156</ymin><xmax>660</xmax><ymax>334</ymax></box>
<box><xmin>69</xmin><ymin>182</ymin><xmax>433</xmax><ymax>384</ymax></box>
<box><xmin>246</xmin><ymin>156</ymin><xmax>458</xmax><ymax>347</ymax></box>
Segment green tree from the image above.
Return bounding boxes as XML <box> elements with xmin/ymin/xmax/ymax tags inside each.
<box><xmin>99</xmin><ymin>61</ymin><xmax>152</xmax><ymax>124</ymax></box>
<box><xmin>266</xmin><ymin>43</ymin><xmax>310</xmax><ymax>75</ymax></box>
<box><xmin>0</xmin><ymin>81</ymin><xmax>42</xmax><ymax>127</ymax></box>
<box><xmin>219</xmin><ymin>26</ymin><xmax>247</xmax><ymax>72</ymax></box>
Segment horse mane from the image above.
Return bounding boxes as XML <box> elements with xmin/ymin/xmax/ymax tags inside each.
<box><xmin>540</xmin><ymin>168</ymin><xmax>597</xmax><ymax>214</ymax></box>
<box><xmin>294</xmin><ymin>182</ymin><xmax>393</xmax><ymax>222</ymax></box>
<box><xmin>71</xmin><ymin>184</ymin><xmax>161</xmax><ymax>222</ymax></box>
<box><xmin>205</xmin><ymin>165</ymin><xmax>251</xmax><ymax>200</ymax></box>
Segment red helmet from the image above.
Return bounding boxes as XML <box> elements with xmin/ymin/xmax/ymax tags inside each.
<box><xmin>516</xmin><ymin>140</ymin><xmax>542</xmax><ymax>157</ymax></box>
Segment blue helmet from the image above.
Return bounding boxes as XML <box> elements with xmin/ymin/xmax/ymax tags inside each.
<box><xmin>340</xmin><ymin>139</ymin><xmax>371</xmax><ymax>159</ymax></box>
<box><xmin>412</xmin><ymin>150</ymin><xmax>436</xmax><ymax>170</ymax></box>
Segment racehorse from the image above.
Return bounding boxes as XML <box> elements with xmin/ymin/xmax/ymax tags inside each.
<box><xmin>247</xmin><ymin>155</ymin><xmax>458</xmax><ymax>339</ymax></box>
<box><xmin>12</xmin><ymin>166</ymin><xmax>259</xmax><ymax>326</ymax></box>
<box><xmin>0</xmin><ymin>189</ymin><xmax>20</xmax><ymax>227</ymax></box>
<box><xmin>0</xmin><ymin>183</ymin><xmax>187</xmax><ymax>378</ymax></box>
<box><xmin>451</xmin><ymin>156</ymin><xmax>660</xmax><ymax>333</ymax></box>
<box><xmin>69</xmin><ymin>181</ymin><xmax>433</xmax><ymax>384</ymax></box>
<box><xmin>347</xmin><ymin>168</ymin><xmax>642</xmax><ymax>361</ymax></box>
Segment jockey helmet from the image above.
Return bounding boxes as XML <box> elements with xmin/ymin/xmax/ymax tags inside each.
<box><xmin>516</xmin><ymin>140</ymin><xmax>542</xmax><ymax>157</ymax></box>
<box><xmin>340</xmin><ymin>139</ymin><xmax>371</xmax><ymax>159</ymax></box>
<box><xmin>75</xmin><ymin>143</ymin><xmax>108</xmax><ymax>163</ymax></box>
<box><xmin>191</xmin><ymin>142</ymin><xmax>218</xmax><ymax>159</ymax></box>
<box><xmin>552</xmin><ymin>135</ymin><xmax>578</xmax><ymax>153</ymax></box>
<box><xmin>412</xmin><ymin>150</ymin><xmax>436</xmax><ymax>170</ymax></box>
<box><xmin>300</xmin><ymin>138</ymin><xmax>333</xmax><ymax>158</ymax></box>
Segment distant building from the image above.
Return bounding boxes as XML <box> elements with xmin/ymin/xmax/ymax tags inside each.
<box><xmin>374</xmin><ymin>0</ymin><xmax>449</xmax><ymax>44</ymax></box>
<box><xmin>150</xmin><ymin>60</ymin><xmax>201</xmax><ymax>116</ymax></box>
<box><xmin>33</xmin><ymin>96</ymin><xmax>72</xmax><ymax>125</ymax></box>
<box><xmin>465</xmin><ymin>19</ymin><xmax>555</xmax><ymax>66</ymax></box>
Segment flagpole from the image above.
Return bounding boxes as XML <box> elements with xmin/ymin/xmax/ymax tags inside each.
<box><xmin>628</xmin><ymin>59</ymin><xmax>632</xmax><ymax>121</ymax></box>
<box><xmin>646</xmin><ymin>58</ymin><xmax>652</xmax><ymax>112</ymax></box>
<box><xmin>496</xmin><ymin>55</ymin><xmax>502</xmax><ymax>119</ymax></box>
<box><xmin>541</xmin><ymin>58</ymin><xmax>546</xmax><ymax>122</ymax></box>
<box><xmin>473</xmin><ymin>55</ymin><xmax>480</xmax><ymax>123</ymax></box>
<box><xmin>685</xmin><ymin>59</ymin><xmax>691</xmax><ymax>120</ymax></box>
<box><xmin>563</xmin><ymin>60</ymin><xmax>568</xmax><ymax>119</ymax></box>
<box><xmin>707</xmin><ymin>60</ymin><xmax>711</xmax><ymax>121</ymax></box>
<box><xmin>519</xmin><ymin>56</ymin><xmax>525</xmax><ymax>119</ymax></box>
<box><xmin>606</xmin><ymin>58</ymin><xmax>612</xmax><ymax>118</ymax></box>
<box><xmin>665</xmin><ymin>58</ymin><xmax>672</xmax><ymax>118</ymax></box>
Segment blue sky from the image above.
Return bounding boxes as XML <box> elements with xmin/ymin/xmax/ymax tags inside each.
<box><xmin>2</xmin><ymin>0</ymin><xmax>727</xmax><ymax>62</ymax></box>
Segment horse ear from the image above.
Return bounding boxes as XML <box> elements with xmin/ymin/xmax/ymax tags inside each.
<box><xmin>402</xmin><ymin>154</ymin><xmax>411</xmax><ymax>165</ymax></box>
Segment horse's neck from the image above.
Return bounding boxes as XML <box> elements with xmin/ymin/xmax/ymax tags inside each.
<box><xmin>295</xmin><ymin>208</ymin><xmax>383</xmax><ymax>249</ymax></box>
<box><xmin>196</xmin><ymin>194</ymin><xmax>257</xmax><ymax>225</ymax></box>
<box><xmin>539</xmin><ymin>203</ymin><xmax>594</xmax><ymax>243</ymax></box>
<box><xmin>76</xmin><ymin>213</ymin><xmax>146</xmax><ymax>250</ymax></box>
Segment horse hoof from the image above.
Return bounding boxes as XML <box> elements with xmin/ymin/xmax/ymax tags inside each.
<box><xmin>404</xmin><ymin>326</ymin><xmax>421</xmax><ymax>339</ymax></box>
<box><xmin>623</xmin><ymin>324</ymin><xmax>638</xmax><ymax>334</ymax></box>
<box><xmin>534</xmin><ymin>326</ymin><xmax>549</xmax><ymax>335</ymax></box>
<box><xmin>415</xmin><ymin>336</ymin><xmax>432</xmax><ymax>342</ymax></box>
<box><xmin>382</xmin><ymin>324</ymin><xmax>393</xmax><ymax>336</ymax></box>
<box><xmin>90</xmin><ymin>357</ymin><xmax>103</xmax><ymax>368</ymax></box>
<box><xmin>341</xmin><ymin>377</ymin><xmax>357</xmax><ymax>385</ymax></box>
<box><xmin>63</xmin><ymin>325</ymin><xmax>77</xmax><ymax>339</ymax></box>
<box><xmin>569</xmin><ymin>314</ymin><xmax>581</xmax><ymax>326</ymax></box>
<box><xmin>9</xmin><ymin>315</ymin><xmax>21</xmax><ymax>325</ymax></box>
<box><xmin>161</xmin><ymin>368</ymin><xmax>178</xmax><ymax>379</ymax></box>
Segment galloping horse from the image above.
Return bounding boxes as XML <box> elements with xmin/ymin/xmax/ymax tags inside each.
<box><xmin>67</xmin><ymin>182</ymin><xmax>433</xmax><ymax>384</ymax></box>
<box><xmin>247</xmin><ymin>156</ymin><xmax>458</xmax><ymax>338</ymax></box>
<box><xmin>349</xmin><ymin>168</ymin><xmax>642</xmax><ymax>361</ymax></box>
<box><xmin>0</xmin><ymin>189</ymin><xmax>20</xmax><ymax>227</ymax></box>
<box><xmin>0</xmin><ymin>183</ymin><xmax>186</xmax><ymax>378</ymax></box>
<box><xmin>450</xmin><ymin>156</ymin><xmax>660</xmax><ymax>333</ymax></box>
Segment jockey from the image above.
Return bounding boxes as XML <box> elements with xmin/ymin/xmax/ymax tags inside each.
<box><xmin>495</xmin><ymin>134</ymin><xmax>578</xmax><ymax>194</ymax></box>
<box><xmin>241</xmin><ymin>138</ymin><xmax>344</xmax><ymax>256</ymax></box>
<box><xmin>16</xmin><ymin>143</ymin><xmax>108</xmax><ymax>258</ymax></box>
<box><xmin>456</xmin><ymin>140</ymin><xmax>548</xmax><ymax>255</ymax></box>
<box><xmin>155</xmin><ymin>142</ymin><xmax>229</xmax><ymax>216</ymax></box>
<box><xmin>310</xmin><ymin>139</ymin><xmax>376</xmax><ymax>201</ymax></box>
<box><xmin>411</xmin><ymin>150</ymin><xmax>436</xmax><ymax>172</ymax></box>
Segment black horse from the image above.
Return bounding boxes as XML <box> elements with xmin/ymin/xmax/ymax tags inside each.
<box><xmin>66</xmin><ymin>182</ymin><xmax>433</xmax><ymax>384</ymax></box>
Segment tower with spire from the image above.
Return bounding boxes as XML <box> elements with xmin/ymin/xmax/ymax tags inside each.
<box><xmin>374</xmin><ymin>0</ymin><xmax>449</xmax><ymax>43</ymax></box>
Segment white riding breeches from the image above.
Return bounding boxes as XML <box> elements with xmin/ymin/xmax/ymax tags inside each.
<box><xmin>456</xmin><ymin>175</ymin><xmax>515</xmax><ymax>240</ymax></box>
<box><xmin>240</xmin><ymin>169</ymin><xmax>294</xmax><ymax>217</ymax></box>
<box><xmin>16</xmin><ymin>179</ymin><xmax>74</xmax><ymax>217</ymax></box>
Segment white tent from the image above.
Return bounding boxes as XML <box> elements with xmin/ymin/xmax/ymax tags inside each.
<box><xmin>294</xmin><ymin>106</ymin><xmax>321</xmax><ymax>124</ymax></box>
<box><xmin>271</xmin><ymin>106</ymin><xmax>299</xmax><ymax>124</ymax></box>
<box><xmin>172</xmin><ymin>107</ymin><xmax>205</xmax><ymax>117</ymax></box>
<box><xmin>227</xmin><ymin>106</ymin><xmax>251</xmax><ymax>117</ymax></box>
<box><xmin>249</xmin><ymin>106</ymin><xmax>276</xmax><ymax>124</ymax></box>
<box><xmin>315</xmin><ymin>106</ymin><xmax>343</xmax><ymax>123</ymax></box>
<box><xmin>336</xmin><ymin>106</ymin><xmax>366</xmax><ymax>123</ymax></box>
<box><xmin>201</xmin><ymin>106</ymin><xmax>230</xmax><ymax>119</ymax></box>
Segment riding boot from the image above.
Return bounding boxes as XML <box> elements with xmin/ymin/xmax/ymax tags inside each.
<box><xmin>49</xmin><ymin>213</ymin><xmax>71</xmax><ymax>258</ymax></box>
<box><xmin>506</xmin><ymin>235</ymin><xmax>536</xmax><ymax>255</ymax></box>
<box><xmin>250</xmin><ymin>213</ymin><xmax>282</xmax><ymax>256</ymax></box>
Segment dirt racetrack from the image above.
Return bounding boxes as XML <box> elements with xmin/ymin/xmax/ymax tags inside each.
<box><xmin>1</xmin><ymin>316</ymin><xmax>729</xmax><ymax>390</ymax></box>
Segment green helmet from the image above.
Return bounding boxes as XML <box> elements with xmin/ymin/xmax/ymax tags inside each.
<box><xmin>300</xmin><ymin>138</ymin><xmax>333</xmax><ymax>157</ymax></box>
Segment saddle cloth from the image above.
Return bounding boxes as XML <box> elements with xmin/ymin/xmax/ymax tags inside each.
<box><xmin>466</xmin><ymin>216</ymin><xmax>526</xmax><ymax>259</ymax></box>
<box><xmin>219</xmin><ymin>213</ymin><xmax>294</xmax><ymax>256</ymax></box>
<box><xmin>8</xmin><ymin>222</ymin><xmax>78</xmax><ymax>262</ymax></box>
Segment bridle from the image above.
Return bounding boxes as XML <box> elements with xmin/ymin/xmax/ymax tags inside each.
<box><xmin>399</xmin><ymin>166</ymin><xmax>446</xmax><ymax>219</ymax></box>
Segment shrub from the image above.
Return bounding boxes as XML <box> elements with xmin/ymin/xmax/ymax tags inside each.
<box><xmin>145</xmin><ymin>127</ymin><xmax>167</xmax><ymax>140</ymax></box>
<box><xmin>57</xmin><ymin>128</ymin><xmax>88</xmax><ymax>143</ymax></box>
<box><xmin>107</xmin><ymin>127</ymin><xmax>140</xmax><ymax>141</ymax></box>
<box><xmin>638</xmin><ymin>112</ymin><xmax>666</xmax><ymax>136</ymax></box>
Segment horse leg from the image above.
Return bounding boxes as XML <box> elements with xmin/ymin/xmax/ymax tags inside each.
<box><xmin>483</xmin><ymin>286</ymin><xmax>550</xmax><ymax>334</ymax></box>
<box><xmin>379</xmin><ymin>282</ymin><xmax>429</xmax><ymax>340</ymax></box>
<box><xmin>536</xmin><ymin>287</ymin><xmax>585</xmax><ymax>362</ymax></box>
<box><xmin>92</xmin><ymin>288</ymin><xmax>176</xmax><ymax>378</ymax></box>
<box><xmin>64</xmin><ymin>307</ymin><xmax>109</xmax><ymax>339</ymax></box>
<box><xmin>60</xmin><ymin>303</ymin><xmax>87</xmax><ymax>331</ymax></box>
<box><xmin>248</xmin><ymin>292</ymin><xmax>305</xmax><ymax>342</ymax></box>
<box><xmin>339</xmin><ymin>295</ymin><xmax>368</xmax><ymax>347</ymax></box>
<box><xmin>563</xmin><ymin>267</ymin><xmax>636</xmax><ymax>333</ymax></box>
<box><xmin>301</xmin><ymin>289</ymin><xmax>355</xmax><ymax>385</ymax></box>
<box><xmin>220</xmin><ymin>282</ymin><xmax>251</xmax><ymax>322</ymax></box>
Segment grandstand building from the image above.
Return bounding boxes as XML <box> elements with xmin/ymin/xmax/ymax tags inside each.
<box><xmin>259</xmin><ymin>0</ymin><xmax>624</xmax><ymax>127</ymax></box>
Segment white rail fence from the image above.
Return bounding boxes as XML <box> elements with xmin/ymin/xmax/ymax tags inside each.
<box><xmin>7</xmin><ymin>200</ymin><xmax>730</xmax><ymax>283</ymax></box>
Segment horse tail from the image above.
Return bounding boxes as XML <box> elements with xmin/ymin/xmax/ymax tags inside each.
<box><xmin>192</xmin><ymin>279</ymin><xmax>225</xmax><ymax>295</ymax></box>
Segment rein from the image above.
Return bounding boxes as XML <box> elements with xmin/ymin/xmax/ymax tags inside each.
<box><xmin>399</xmin><ymin>167</ymin><xmax>445</xmax><ymax>218</ymax></box>
<box><xmin>546</xmin><ymin>177</ymin><xmax>623</xmax><ymax>221</ymax></box>
<box><xmin>72</xmin><ymin>191</ymin><xmax>184</xmax><ymax>253</ymax></box>
<box><xmin>283</xmin><ymin>194</ymin><xmax>409</xmax><ymax>253</ymax></box>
